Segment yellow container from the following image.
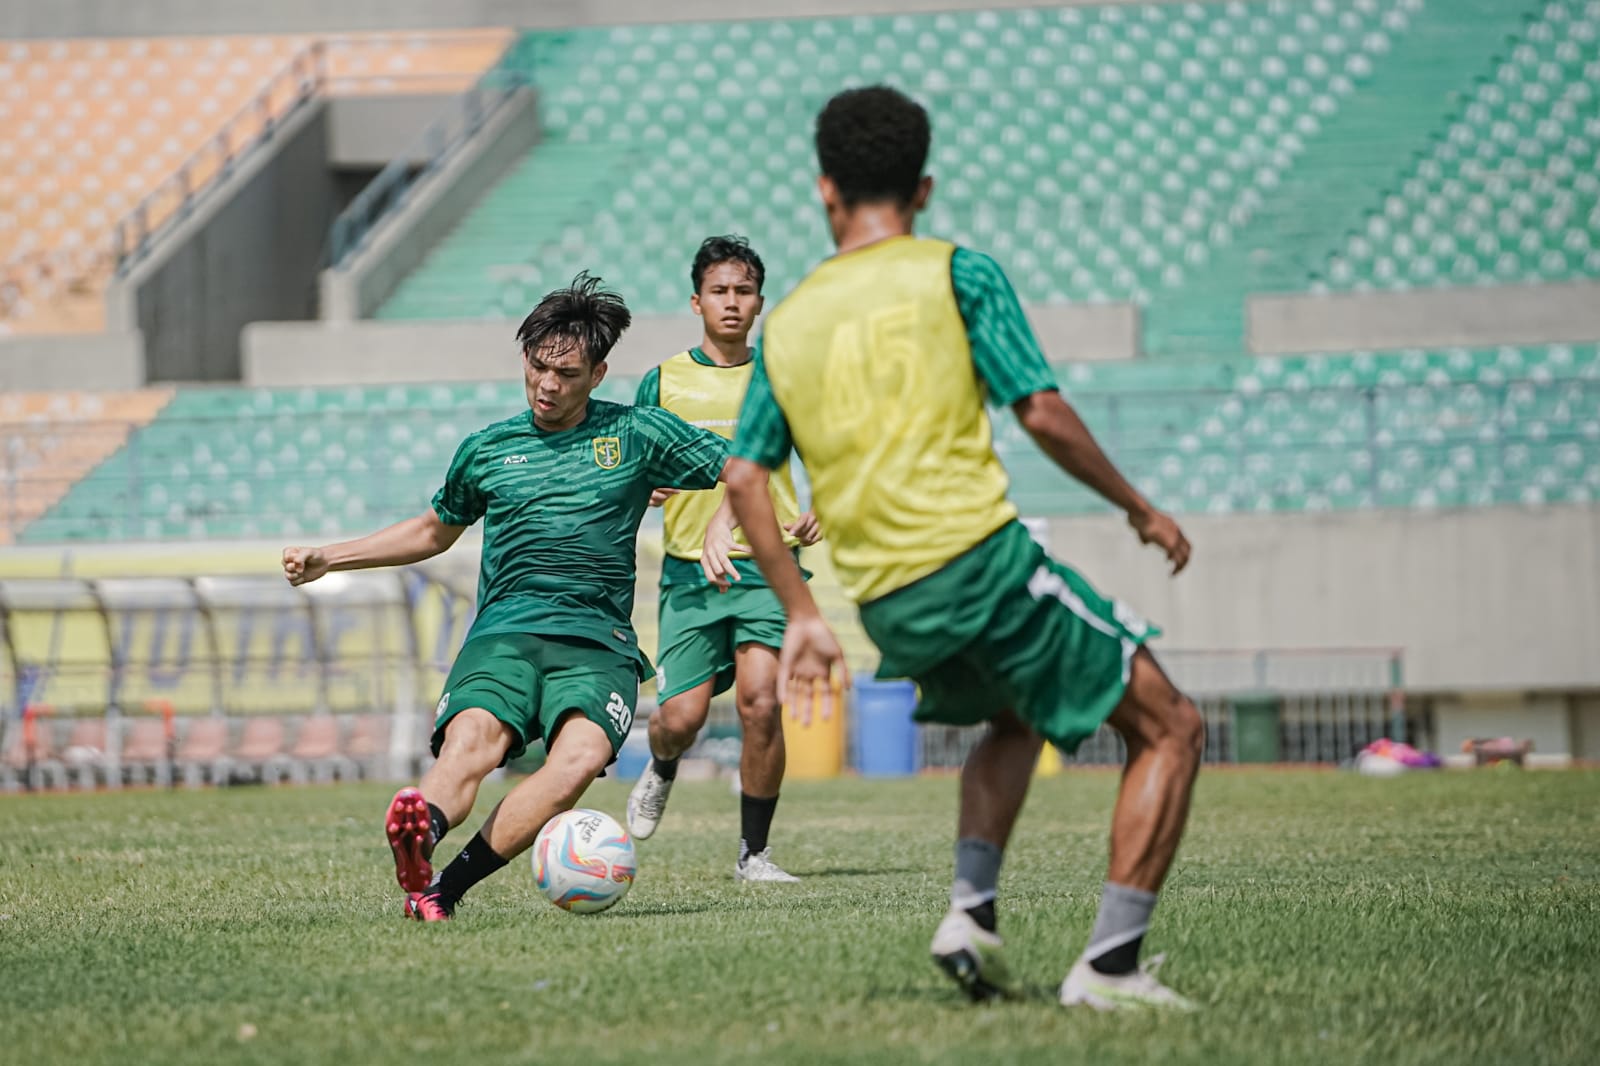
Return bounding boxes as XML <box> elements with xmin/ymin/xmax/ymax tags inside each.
<box><xmin>781</xmin><ymin>686</ymin><xmax>846</xmax><ymax>779</ymax></box>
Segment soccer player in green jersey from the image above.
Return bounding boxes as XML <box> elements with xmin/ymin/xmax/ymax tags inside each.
<box><xmin>723</xmin><ymin>87</ymin><xmax>1204</xmax><ymax>1009</ymax></box>
<box><xmin>281</xmin><ymin>274</ymin><xmax>734</xmax><ymax>922</ymax></box>
<box><xmin>626</xmin><ymin>235</ymin><xmax>822</xmax><ymax>882</ymax></box>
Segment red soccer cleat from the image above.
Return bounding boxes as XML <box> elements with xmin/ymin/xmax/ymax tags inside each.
<box><xmin>385</xmin><ymin>787</ymin><xmax>434</xmax><ymax>893</ymax></box>
<box><xmin>403</xmin><ymin>892</ymin><xmax>453</xmax><ymax>922</ymax></box>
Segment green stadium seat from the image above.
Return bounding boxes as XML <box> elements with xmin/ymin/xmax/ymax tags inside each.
<box><xmin>377</xmin><ymin>0</ymin><xmax>1487</xmax><ymax>333</ymax></box>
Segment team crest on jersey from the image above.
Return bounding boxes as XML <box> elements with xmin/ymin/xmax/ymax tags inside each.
<box><xmin>592</xmin><ymin>437</ymin><xmax>622</xmax><ymax>469</ymax></box>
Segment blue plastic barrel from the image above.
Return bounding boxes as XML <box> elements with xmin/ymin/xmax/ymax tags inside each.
<box><xmin>851</xmin><ymin>679</ymin><xmax>918</xmax><ymax>777</ymax></box>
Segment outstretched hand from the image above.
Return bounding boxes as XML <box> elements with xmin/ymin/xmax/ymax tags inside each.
<box><xmin>699</xmin><ymin>513</ymin><xmax>742</xmax><ymax>592</ymax></box>
<box><xmin>282</xmin><ymin>546</ymin><xmax>329</xmax><ymax>586</ymax></box>
<box><xmin>785</xmin><ymin>511</ymin><xmax>823</xmax><ymax>547</ymax></box>
<box><xmin>648</xmin><ymin>487</ymin><xmax>680</xmax><ymax>508</ymax></box>
<box><xmin>779</xmin><ymin>614</ymin><xmax>850</xmax><ymax>725</ymax></box>
<box><xmin>1129</xmin><ymin>509</ymin><xmax>1191</xmax><ymax>575</ymax></box>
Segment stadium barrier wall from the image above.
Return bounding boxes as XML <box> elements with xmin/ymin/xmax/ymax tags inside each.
<box><xmin>105</xmin><ymin>101</ymin><xmax>339</xmax><ymax>383</ymax></box>
<box><xmin>242</xmin><ymin>313</ymin><xmax>700</xmax><ymax>382</ymax></box>
<box><xmin>1247</xmin><ymin>281</ymin><xmax>1600</xmax><ymax>356</ymax></box>
<box><xmin>242</xmin><ymin>303</ymin><xmax>1134</xmax><ymax>384</ymax></box>
<box><xmin>0</xmin><ymin>333</ymin><xmax>145</xmax><ymax>391</ymax></box>
<box><xmin>1</xmin><ymin>0</ymin><xmax>1147</xmax><ymax>37</ymax></box>
<box><xmin>320</xmin><ymin>85</ymin><xmax>541</xmax><ymax>320</ymax></box>
<box><xmin>5</xmin><ymin>501</ymin><xmax>1598</xmax><ymax>771</ymax></box>
<box><xmin>1045</xmin><ymin>504</ymin><xmax>1600</xmax><ymax>700</ymax></box>
<box><xmin>326</xmin><ymin>95</ymin><xmax>467</xmax><ymax>168</ymax></box>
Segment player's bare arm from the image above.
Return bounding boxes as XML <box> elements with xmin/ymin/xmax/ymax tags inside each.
<box><xmin>1013</xmin><ymin>390</ymin><xmax>1192</xmax><ymax>575</ymax></box>
<box><xmin>282</xmin><ymin>510</ymin><xmax>467</xmax><ymax>586</ymax></box>
<box><xmin>724</xmin><ymin>457</ymin><xmax>849</xmax><ymax>721</ymax></box>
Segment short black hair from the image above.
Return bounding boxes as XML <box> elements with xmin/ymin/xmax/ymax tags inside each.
<box><xmin>515</xmin><ymin>271</ymin><xmax>631</xmax><ymax>366</ymax></box>
<box><xmin>691</xmin><ymin>234</ymin><xmax>765</xmax><ymax>294</ymax></box>
<box><xmin>815</xmin><ymin>85</ymin><xmax>931</xmax><ymax>207</ymax></box>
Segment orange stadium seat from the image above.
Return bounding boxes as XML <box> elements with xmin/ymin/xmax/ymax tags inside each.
<box><xmin>0</xmin><ymin>388</ymin><xmax>174</xmax><ymax>544</ymax></box>
<box><xmin>0</xmin><ymin>30</ymin><xmax>513</xmax><ymax>334</ymax></box>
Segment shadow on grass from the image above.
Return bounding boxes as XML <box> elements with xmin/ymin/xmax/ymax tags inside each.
<box><xmin>862</xmin><ymin>979</ymin><xmax>1065</xmax><ymax>1007</ymax></box>
<box><xmin>807</xmin><ymin>866</ymin><xmax>920</xmax><ymax>877</ymax></box>
<box><xmin>607</xmin><ymin>900</ymin><xmax>721</xmax><ymax>919</ymax></box>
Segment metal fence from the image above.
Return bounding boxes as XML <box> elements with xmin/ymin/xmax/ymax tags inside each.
<box><xmin>0</xmin><ymin>572</ymin><xmax>437</xmax><ymax>790</ymax></box>
<box><xmin>683</xmin><ymin>647</ymin><xmax>1408</xmax><ymax>772</ymax></box>
<box><xmin>0</xmin><ymin>566</ymin><xmax>1408</xmax><ymax>791</ymax></box>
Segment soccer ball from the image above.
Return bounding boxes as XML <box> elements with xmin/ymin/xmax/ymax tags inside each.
<box><xmin>532</xmin><ymin>808</ymin><xmax>636</xmax><ymax>913</ymax></box>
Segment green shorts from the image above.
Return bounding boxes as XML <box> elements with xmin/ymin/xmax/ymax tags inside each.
<box><xmin>431</xmin><ymin>632</ymin><xmax>641</xmax><ymax>765</ymax></box>
<box><xmin>654</xmin><ymin>582</ymin><xmax>786</xmax><ymax>701</ymax></box>
<box><xmin>858</xmin><ymin>521</ymin><xmax>1159</xmax><ymax>753</ymax></box>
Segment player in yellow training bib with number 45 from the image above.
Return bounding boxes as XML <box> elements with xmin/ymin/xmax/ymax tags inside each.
<box><xmin>725</xmin><ymin>86</ymin><xmax>1205</xmax><ymax>1011</ymax></box>
<box><xmin>627</xmin><ymin>236</ymin><xmax>823</xmax><ymax>883</ymax></box>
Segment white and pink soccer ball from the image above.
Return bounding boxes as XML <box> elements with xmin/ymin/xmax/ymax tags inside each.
<box><xmin>532</xmin><ymin>808</ymin><xmax>636</xmax><ymax>913</ymax></box>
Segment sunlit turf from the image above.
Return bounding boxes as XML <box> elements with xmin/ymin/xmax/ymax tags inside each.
<box><xmin>2</xmin><ymin>768</ymin><xmax>1597</xmax><ymax>1065</ymax></box>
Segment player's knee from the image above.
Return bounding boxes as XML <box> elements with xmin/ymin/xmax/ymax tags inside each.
<box><xmin>545</xmin><ymin>720</ymin><xmax>612</xmax><ymax>800</ymax></box>
<box><xmin>735</xmin><ymin>687</ymin><xmax>779</xmax><ymax>732</ymax></box>
<box><xmin>656</xmin><ymin>697</ymin><xmax>708</xmax><ymax>744</ymax></box>
<box><xmin>1169</xmin><ymin>696</ymin><xmax>1206</xmax><ymax>763</ymax></box>
<box><xmin>439</xmin><ymin>708</ymin><xmax>512</xmax><ymax>768</ymax></box>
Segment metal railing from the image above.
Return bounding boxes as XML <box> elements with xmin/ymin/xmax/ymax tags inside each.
<box><xmin>111</xmin><ymin>46</ymin><xmax>328</xmax><ymax>276</ymax></box>
<box><xmin>327</xmin><ymin>62</ymin><xmax>532</xmax><ymax>269</ymax></box>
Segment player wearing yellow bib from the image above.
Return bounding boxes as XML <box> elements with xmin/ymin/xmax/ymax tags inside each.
<box><xmin>626</xmin><ymin>236</ymin><xmax>822</xmax><ymax>883</ymax></box>
<box><xmin>723</xmin><ymin>87</ymin><xmax>1204</xmax><ymax>1010</ymax></box>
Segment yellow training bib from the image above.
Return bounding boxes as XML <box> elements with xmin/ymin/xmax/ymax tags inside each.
<box><xmin>657</xmin><ymin>350</ymin><xmax>802</xmax><ymax>560</ymax></box>
<box><xmin>760</xmin><ymin>237</ymin><xmax>1016</xmax><ymax>602</ymax></box>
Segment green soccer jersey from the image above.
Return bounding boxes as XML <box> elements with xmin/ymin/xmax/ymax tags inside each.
<box><xmin>431</xmin><ymin>399</ymin><xmax>728</xmax><ymax>673</ymax></box>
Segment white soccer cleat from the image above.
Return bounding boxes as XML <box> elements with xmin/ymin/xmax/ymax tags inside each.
<box><xmin>929</xmin><ymin>906</ymin><xmax>1011</xmax><ymax>1001</ymax></box>
<box><xmin>1058</xmin><ymin>954</ymin><xmax>1198</xmax><ymax>1012</ymax></box>
<box><xmin>735</xmin><ymin>847</ymin><xmax>801</xmax><ymax>883</ymax></box>
<box><xmin>625</xmin><ymin>762</ymin><xmax>674</xmax><ymax>840</ymax></box>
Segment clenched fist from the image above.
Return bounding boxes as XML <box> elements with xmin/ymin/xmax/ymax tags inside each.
<box><xmin>282</xmin><ymin>546</ymin><xmax>330</xmax><ymax>587</ymax></box>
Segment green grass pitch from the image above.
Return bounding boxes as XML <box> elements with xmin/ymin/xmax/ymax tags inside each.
<box><xmin>2</xmin><ymin>768</ymin><xmax>1597</xmax><ymax>1065</ymax></box>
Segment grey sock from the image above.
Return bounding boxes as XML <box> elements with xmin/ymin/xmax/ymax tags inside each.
<box><xmin>951</xmin><ymin>838</ymin><xmax>1004</xmax><ymax>910</ymax></box>
<box><xmin>1084</xmin><ymin>881</ymin><xmax>1157</xmax><ymax>959</ymax></box>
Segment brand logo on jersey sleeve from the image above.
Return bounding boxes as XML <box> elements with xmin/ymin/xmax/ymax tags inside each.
<box><xmin>592</xmin><ymin>437</ymin><xmax>622</xmax><ymax>469</ymax></box>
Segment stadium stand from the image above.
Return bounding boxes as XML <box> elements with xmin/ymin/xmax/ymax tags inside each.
<box><xmin>0</xmin><ymin>389</ymin><xmax>173</xmax><ymax>543</ymax></box>
<box><xmin>9</xmin><ymin>342</ymin><xmax>1595</xmax><ymax>547</ymax></box>
<box><xmin>0</xmin><ymin>30</ymin><xmax>513</xmax><ymax>334</ymax></box>
<box><xmin>1310</xmin><ymin>0</ymin><xmax>1600</xmax><ymax>293</ymax></box>
<box><xmin>374</xmin><ymin>0</ymin><xmax>1596</xmax><ymax>357</ymax></box>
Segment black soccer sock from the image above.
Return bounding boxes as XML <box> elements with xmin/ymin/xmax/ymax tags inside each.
<box><xmin>431</xmin><ymin>831</ymin><xmax>508</xmax><ymax>907</ymax></box>
<box><xmin>652</xmin><ymin>755</ymin><xmax>680</xmax><ymax>781</ymax></box>
<box><xmin>1084</xmin><ymin>882</ymin><xmax>1157</xmax><ymax>976</ymax></box>
<box><xmin>739</xmin><ymin>793</ymin><xmax>779</xmax><ymax>860</ymax></box>
<box><xmin>1089</xmin><ymin>935</ymin><xmax>1144</xmax><ymax>976</ymax></box>
<box><xmin>426</xmin><ymin>803</ymin><xmax>451</xmax><ymax>849</ymax></box>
